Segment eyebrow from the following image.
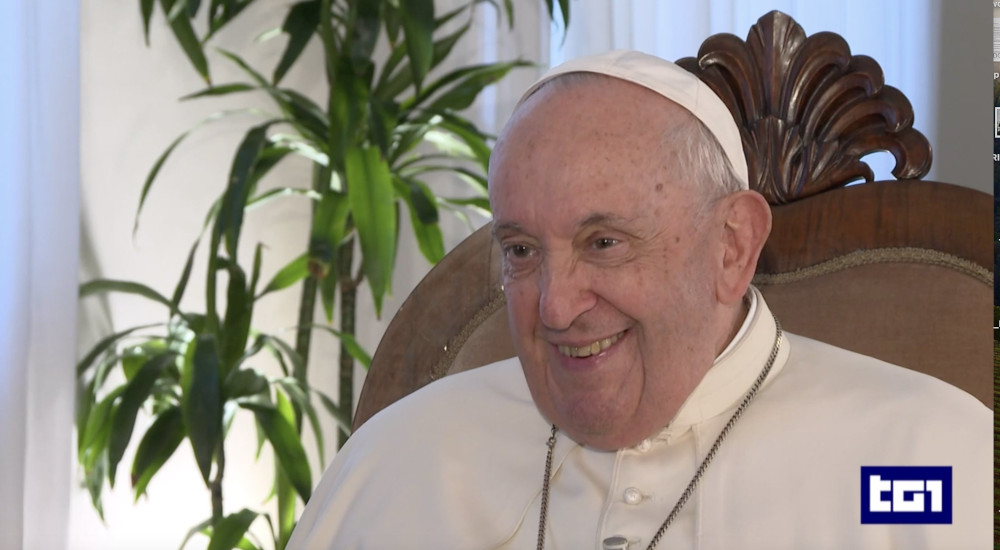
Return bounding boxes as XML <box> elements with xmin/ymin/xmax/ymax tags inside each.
<box><xmin>491</xmin><ymin>221</ymin><xmax>523</xmax><ymax>239</ymax></box>
<box><xmin>491</xmin><ymin>212</ymin><xmax>635</xmax><ymax>239</ymax></box>
<box><xmin>576</xmin><ymin>212</ymin><xmax>633</xmax><ymax>229</ymax></box>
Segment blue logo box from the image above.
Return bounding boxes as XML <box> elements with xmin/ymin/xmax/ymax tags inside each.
<box><xmin>860</xmin><ymin>466</ymin><xmax>952</xmax><ymax>524</ymax></box>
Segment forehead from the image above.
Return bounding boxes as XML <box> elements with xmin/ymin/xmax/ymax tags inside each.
<box><xmin>489</xmin><ymin>76</ymin><xmax>699</xmax><ymax>232</ymax></box>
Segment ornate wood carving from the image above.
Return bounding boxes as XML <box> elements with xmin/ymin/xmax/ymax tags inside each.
<box><xmin>676</xmin><ymin>11</ymin><xmax>932</xmax><ymax>204</ymax></box>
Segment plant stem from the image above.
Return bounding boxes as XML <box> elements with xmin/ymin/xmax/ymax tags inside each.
<box><xmin>210</xmin><ymin>437</ymin><xmax>226</xmax><ymax>524</ymax></box>
<box><xmin>336</xmin><ymin>240</ymin><xmax>356</xmax><ymax>449</ymax></box>
<box><xmin>294</xmin><ymin>274</ymin><xmax>317</xmax><ymax>373</ymax></box>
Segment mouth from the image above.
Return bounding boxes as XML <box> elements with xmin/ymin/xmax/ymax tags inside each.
<box><xmin>556</xmin><ymin>331</ymin><xmax>625</xmax><ymax>358</ymax></box>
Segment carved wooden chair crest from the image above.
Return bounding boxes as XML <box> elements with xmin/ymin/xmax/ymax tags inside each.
<box><xmin>353</xmin><ymin>11</ymin><xmax>992</xmax><ymax>430</ymax></box>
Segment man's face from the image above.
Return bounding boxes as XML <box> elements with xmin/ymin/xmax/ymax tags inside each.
<box><xmin>489</xmin><ymin>78</ymin><xmax>731</xmax><ymax>450</ymax></box>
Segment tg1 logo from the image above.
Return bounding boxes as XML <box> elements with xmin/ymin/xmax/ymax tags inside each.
<box><xmin>861</xmin><ymin>466</ymin><xmax>952</xmax><ymax>524</ymax></box>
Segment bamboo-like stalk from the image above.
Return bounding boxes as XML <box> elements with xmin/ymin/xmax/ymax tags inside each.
<box><xmin>210</xmin><ymin>438</ymin><xmax>226</xmax><ymax>523</ymax></box>
<box><xmin>336</xmin><ymin>240</ymin><xmax>356</xmax><ymax>449</ymax></box>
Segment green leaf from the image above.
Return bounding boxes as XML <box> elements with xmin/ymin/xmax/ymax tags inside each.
<box><xmin>275</xmin><ymin>467</ymin><xmax>296</xmax><ymax>549</ymax></box>
<box><xmin>247</xmin><ymin>186</ymin><xmax>322</xmax><ymax>210</ymax></box>
<box><xmin>240</xmin><ymin>403</ymin><xmax>312</xmax><ymax>502</ymax></box>
<box><xmin>274</xmin><ymin>391</ymin><xmax>300</xmax><ymax>548</ymax></box>
<box><xmin>309</xmin><ymin>325</ymin><xmax>372</xmax><ymax>369</ymax></box>
<box><xmin>404</xmin><ymin>178</ymin><xmax>438</xmax><ymax>224</ymax></box>
<box><xmin>216</xmin><ymin>123</ymin><xmax>273</xmax><ymax>259</ymax></box>
<box><xmin>275</xmin><ymin>378</ymin><xmax>324</xmax><ymax>465</ymax></box>
<box><xmin>384</xmin><ymin>1</ymin><xmax>401</xmax><ymax>44</ymax></box>
<box><xmin>261</xmin><ymin>335</ymin><xmax>305</xmax><ymax>383</ymax></box>
<box><xmin>108</xmin><ymin>352</ymin><xmax>175</xmax><ymax>487</ymax></box>
<box><xmin>368</xmin><ymin>98</ymin><xmax>399</xmax><ymax>157</ymax></box>
<box><xmin>557</xmin><ymin>0</ymin><xmax>570</xmax><ymax>30</ymax></box>
<box><xmin>318</xmin><ymin>267</ymin><xmax>337</xmax><ymax>323</ymax></box>
<box><xmin>502</xmin><ymin>0</ymin><xmax>514</xmax><ymax>28</ymax></box>
<box><xmin>398</xmin><ymin>0</ymin><xmax>435</xmax><ymax>90</ymax></box>
<box><xmin>267</xmin><ymin>133</ymin><xmax>329</xmax><ymax>166</ymax></box>
<box><xmin>438</xmin><ymin>113</ymin><xmax>493</xmax><ymax>171</ymax></box>
<box><xmin>76</xmin><ymin>323</ymin><xmax>162</xmax><ymax>377</ymax></box>
<box><xmin>79</xmin><ymin>386</ymin><xmax>125</xmax><ymax>467</ymax></box>
<box><xmin>207</xmin><ymin>509</ymin><xmax>258</xmax><ymax>550</ymax></box>
<box><xmin>278</xmin><ymin>90</ymin><xmax>330</xmax><ymax>143</ymax></box>
<box><xmin>76</xmin><ymin>379</ymin><xmax>97</xmax><ymax>454</ymax></box>
<box><xmin>250</xmin><ymin>244</ymin><xmax>263</xmax><ymax>299</ymax></box>
<box><xmin>426</xmin><ymin>17</ymin><xmax>469</xmax><ymax>68</ymax></box>
<box><xmin>421</xmin><ymin>60</ymin><xmax>531</xmax><ymax>113</ymax></box>
<box><xmin>179</xmin><ymin>517</ymin><xmax>213</xmax><ymax>550</ymax></box>
<box><xmin>258</xmin><ymin>253</ymin><xmax>310</xmax><ymax>298</ymax></box>
<box><xmin>348</xmin><ymin>0</ymin><xmax>382</xmax><ymax>63</ymax></box>
<box><xmin>374</xmin><ymin>13</ymin><xmax>468</xmax><ymax>102</ymax></box>
<box><xmin>422</xmin><ymin>129</ymin><xmax>475</xmax><ymax>159</ymax></box>
<box><xmin>135</xmin><ymin>110</ymin><xmax>243</xmax><ymax>235</ymax></box>
<box><xmin>80</xmin><ymin>279</ymin><xmax>173</xmax><ymax>310</ymax></box>
<box><xmin>327</xmin><ymin>59</ymin><xmax>371</xmax><ymax>166</ymax></box>
<box><xmin>121</xmin><ymin>340</ymin><xmax>168</xmax><ymax>380</ymax></box>
<box><xmin>166</xmin><ymin>0</ymin><xmax>188</xmax><ymax>21</ymax></box>
<box><xmin>159</xmin><ymin>0</ymin><xmax>210</xmax><ymax>83</ymax></box>
<box><xmin>182</xmin><ymin>334</ymin><xmax>222</xmax><ymax>485</ymax></box>
<box><xmin>395</xmin><ymin>178</ymin><xmax>445</xmax><ymax>264</ymax></box>
<box><xmin>223</xmin><ymin>367</ymin><xmax>269</xmax><ymax>400</ymax></box>
<box><xmin>84</xmin><ymin>453</ymin><xmax>108</xmax><ymax>521</ymax></box>
<box><xmin>171</xmin><ymin>240</ymin><xmax>200</xmax><ymax>310</ymax></box>
<box><xmin>215</xmin><ymin>50</ymin><xmax>329</xmax><ymax>142</ymax></box>
<box><xmin>314</xmin><ymin>390</ymin><xmax>352</xmax><ymax>435</ymax></box>
<box><xmin>219</xmin><ymin>258</ymin><xmax>252</xmax><ymax>375</ymax></box>
<box><xmin>140</xmin><ymin>0</ymin><xmax>155</xmax><ymax>45</ymax></box>
<box><xmin>440</xmin><ymin>195</ymin><xmax>492</xmax><ymax>213</ymax></box>
<box><xmin>273</xmin><ymin>1</ymin><xmax>319</xmax><ymax>84</ymax></box>
<box><xmin>180</xmin><ymin>83</ymin><xmax>256</xmax><ymax>100</ymax></box>
<box><xmin>131</xmin><ymin>405</ymin><xmax>185</xmax><ymax>500</ymax></box>
<box><xmin>345</xmin><ymin>146</ymin><xmax>397</xmax><ymax>315</ymax></box>
<box><xmin>308</xmin><ymin>191</ymin><xmax>350</xmax><ymax>281</ymax></box>
<box><xmin>206</xmin><ymin>0</ymin><xmax>253</xmax><ymax>37</ymax></box>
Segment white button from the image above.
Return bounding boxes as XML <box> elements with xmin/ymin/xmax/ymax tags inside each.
<box><xmin>635</xmin><ymin>439</ymin><xmax>651</xmax><ymax>452</ymax></box>
<box><xmin>623</xmin><ymin>487</ymin><xmax>643</xmax><ymax>505</ymax></box>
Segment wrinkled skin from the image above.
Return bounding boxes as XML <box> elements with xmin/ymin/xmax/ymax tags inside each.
<box><xmin>488</xmin><ymin>77</ymin><xmax>770</xmax><ymax>450</ymax></box>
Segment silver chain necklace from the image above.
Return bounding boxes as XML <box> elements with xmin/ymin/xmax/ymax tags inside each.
<box><xmin>536</xmin><ymin>320</ymin><xmax>783</xmax><ymax>550</ymax></box>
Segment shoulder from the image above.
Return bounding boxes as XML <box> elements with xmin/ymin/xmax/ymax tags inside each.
<box><xmin>288</xmin><ymin>358</ymin><xmax>550</xmax><ymax>548</ymax></box>
<box><xmin>356</xmin><ymin>356</ymin><xmax>538</xmax><ymax>440</ymax></box>
<box><xmin>770</xmin><ymin>332</ymin><xmax>990</xmax><ymax>440</ymax></box>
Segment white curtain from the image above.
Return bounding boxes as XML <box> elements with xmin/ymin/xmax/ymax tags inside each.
<box><xmin>0</xmin><ymin>0</ymin><xmax>80</xmax><ymax>549</ymax></box>
<box><xmin>547</xmin><ymin>0</ymin><xmax>938</xmax><ymax>184</ymax></box>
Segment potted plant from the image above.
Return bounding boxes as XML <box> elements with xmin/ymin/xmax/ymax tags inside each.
<box><xmin>76</xmin><ymin>0</ymin><xmax>569</xmax><ymax>548</ymax></box>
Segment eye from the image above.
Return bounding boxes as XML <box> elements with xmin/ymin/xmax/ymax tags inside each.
<box><xmin>504</xmin><ymin>243</ymin><xmax>535</xmax><ymax>259</ymax></box>
<box><xmin>593</xmin><ymin>237</ymin><xmax>619</xmax><ymax>250</ymax></box>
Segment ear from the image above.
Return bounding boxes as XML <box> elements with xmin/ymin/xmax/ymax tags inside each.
<box><xmin>716</xmin><ymin>191</ymin><xmax>771</xmax><ymax>305</ymax></box>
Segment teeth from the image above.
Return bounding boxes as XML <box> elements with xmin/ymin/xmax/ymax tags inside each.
<box><xmin>557</xmin><ymin>332</ymin><xmax>623</xmax><ymax>358</ymax></box>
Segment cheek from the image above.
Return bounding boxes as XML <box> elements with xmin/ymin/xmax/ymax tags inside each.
<box><xmin>504</xmin><ymin>283</ymin><xmax>539</xmax><ymax>337</ymax></box>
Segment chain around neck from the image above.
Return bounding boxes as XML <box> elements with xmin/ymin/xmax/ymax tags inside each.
<box><xmin>535</xmin><ymin>319</ymin><xmax>783</xmax><ymax>550</ymax></box>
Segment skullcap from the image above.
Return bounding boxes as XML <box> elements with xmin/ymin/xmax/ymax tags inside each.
<box><xmin>516</xmin><ymin>50</ymin><xmax>749</xmax><ymax>189</ymax></box>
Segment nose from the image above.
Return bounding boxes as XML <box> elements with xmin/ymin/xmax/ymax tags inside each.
<box><xmin>538</xmin><ymin>258</ymin><xmax>597</xmax><ymax>331</ymax></box>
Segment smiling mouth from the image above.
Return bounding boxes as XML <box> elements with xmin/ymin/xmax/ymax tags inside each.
<box><xmin>556</xmin><ymin>331</ymin><xmax>625</xmax><ymax>358</ymax></box>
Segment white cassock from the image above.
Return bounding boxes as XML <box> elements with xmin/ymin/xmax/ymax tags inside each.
<box><xmin>287</xmin><ymin>288</ymin><xmax>991</xmax><ymax>549</ymax></box>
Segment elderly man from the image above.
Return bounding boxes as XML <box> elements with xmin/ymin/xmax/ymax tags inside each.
<box><xmin>288</xmin><ymin>51</ymin><xmax>990</xmax><ymax>549</ymax></box>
